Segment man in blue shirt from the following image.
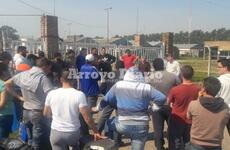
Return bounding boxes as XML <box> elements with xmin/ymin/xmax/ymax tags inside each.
<box><xmin>79</xmin><ymin>54</ymin><xmax>101</xmax><ymax>135</ymax></box>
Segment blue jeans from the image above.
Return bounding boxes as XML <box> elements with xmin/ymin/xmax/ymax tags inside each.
<box><xmin>114</xmin><ymin>120</ymin><xmax>148</xmax><ymax>150</ymax></box>
<box><xmin>23</xmin><ymin>109</ymin><xmax>51</xmax><ymax>150</ymax></box>
<box><xmin>185</xmin><ymin>143</ymin><xmax>222</xmax><ymax>150</ymax></box>
<box><xmin>0</xmin><ymin>115</ymin><xmax>13</xmax><ymax>140</ymax></box>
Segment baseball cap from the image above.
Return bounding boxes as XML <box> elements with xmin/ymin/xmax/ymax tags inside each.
<box><xmin>85</xmin><ymin>54</ymin><xmax>94</xmax><ymax>62</ymax></box>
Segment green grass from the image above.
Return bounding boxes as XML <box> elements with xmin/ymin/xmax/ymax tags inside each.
<box><xmin>178</xmin><ymin>58</ymin><xmax>219</xmax><ymax>82</ymax></box>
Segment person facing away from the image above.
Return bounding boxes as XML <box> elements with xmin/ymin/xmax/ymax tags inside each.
<box><xmin>79</xmin><ymin>54</ymin><xmax>101</xmax><ymax>135</ymax></box>
<box><xmin>216</xmin><ymin>59</ymin><xmax>230</xmax><ymax>135</ymax></box>
<box><xmin>145</xmin><ymin>58</ymin><xmax>179</xmax><ymax>150</ymax></box>
<box><xmin>75</xmin><ymin>48</ymin><xmax>87</xmax><ymax>72</ymax></box>
<box><xmin>165</xmin><ymin>53</ymin><xmax>180</xmax><ymax>76</ymax></box>
<box><xmin>43</xmin><ymin>70</ymin><xmax>104</xmax><ymax>150</ymax></box>
<box><xmin>167</xmin><ymin>65</ymin><xmax>200</xmax><ymax>150</ymax></box>
<box><xmin>186</xmin><ymin>77</ymin><xmax>230</xmax><ymax>150</ymax></box>
<box><xmin>120</xmin><ymin>49</ymin><xmax>138</xmax><ymax>70</ymax></box>
<box><xmin>103</xmin><ymin>66</ymin><xmax>166</xmax><ymax>150</ymax></box>
<box><xmin>4</xmin><ymin>57</ymin><xmax>53</xmax><ymax>150</ymax></box>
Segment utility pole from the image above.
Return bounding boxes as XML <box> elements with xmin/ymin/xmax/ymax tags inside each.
<box><xmin>54</xmin><ymin>0</ymin><xmax>56</xmax><ymax>16</ymax></box>
<box><xmin>104</xmin><ymin>7</ymin><xmax>112</xmax><ymax>44</ymax></box>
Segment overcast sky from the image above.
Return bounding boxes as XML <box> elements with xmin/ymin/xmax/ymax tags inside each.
<box><xmin>0</xmin><ymin>0</ymin><xmax>229</xmax><ymax>38</ymax></box>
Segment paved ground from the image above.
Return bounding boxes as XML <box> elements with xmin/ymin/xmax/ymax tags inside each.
<box><xmin>94</xmin><ymin>109</ymin><xmax>230</xmax><ymax>150</ymax></box>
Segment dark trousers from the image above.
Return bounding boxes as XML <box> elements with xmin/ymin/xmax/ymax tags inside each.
<box><xmin>97</xmin><ymin>104</ymin><xmax>114</xmax><ymax>133</ymax></box>
<box><xmin>0</xmin><ymin>115</ymin><xmax>13</xmax><ymax>140</ymax></box>
<box><xmin>168</xmin><ymin>114</ymin><xmax>191</xmax><ymax>150</ymax></box>
<box><xmin>151</xmin><ymin>105</ymin><xmax>171</xmax><ymax>150</ymax></box>
<box><xmin>80</xmin><ymin>96</ymin><xmax>98</xmax><ymax>136</ymax></box>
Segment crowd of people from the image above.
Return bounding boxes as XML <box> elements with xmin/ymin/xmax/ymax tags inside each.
<box><xmin>0</xmin><ymin>46</ymin><xmax>230</xmax><ymax>150</ymax></box>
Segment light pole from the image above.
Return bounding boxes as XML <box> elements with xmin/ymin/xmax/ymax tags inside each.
<box><xmin>104</xmin><ymin>7</ymin><xmax>112</xmax><ymax>44</ymax></box>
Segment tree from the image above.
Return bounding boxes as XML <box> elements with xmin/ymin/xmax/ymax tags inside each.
<box><xmin>0</xmin><ymin>25</ymin><xmax>19</xmax><ymax>40</ymax></box>
<box><xmin>0</xmin><ymin>25</ymin><xmax>19</xmax><ymax>51</ymax></box>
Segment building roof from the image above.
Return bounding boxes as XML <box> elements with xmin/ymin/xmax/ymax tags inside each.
<box><xmin>174</xmin><ymin>44</ymin><xmax>203</xmax><ymax>49</ymax></box>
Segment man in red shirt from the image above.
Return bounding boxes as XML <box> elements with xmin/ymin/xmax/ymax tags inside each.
<box><xmin>120</xmin><ymin>49</ymin><xmax>138</xmax><ymax>69</ymax></box>
<box><xmin>167</xmin><ymin>65</ymin><xmax>200</xmax><ymax>150</ymax></box>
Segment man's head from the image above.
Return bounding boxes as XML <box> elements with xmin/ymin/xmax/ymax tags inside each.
<box><xmin>36</xmin><ymin>57</ymin><xmax>52</xmax><ymax>74</ymax></box>
<box><xmin>217</xmin><ymin>59</ymin><xmax>230</xmax><ymax>75</ymax></box>
<box><xmin>180</xmin><ymin>65</ymin><xmax>194</xmax><ymax>80</ymax></box>
<box><xmin>60</xmin><ymin>70</ymin><xmax>75</xmax><ymax>86</ymax></box>
<box><xmin>101</xmin><ymin>47</ymin><xmax>107</xmax><ymax>55</ymax></box>
<box><xmin>91</xmin><ymin>48</ymin><xmax>98</xmax><ymax>55</ymax></box>
<box><xmin>38</xmin><ymin>51</ymin><xmax>45</xmax><ymax>58</ymax></box>
<box><xmin>201</xmin><ymin>77</ymin><xmax>221</xmax><ymax>97</ymax></box>
<box><xmin>125</xmin><ymin>49</ymin><xmax>131</xmax><ymax>56</ymax></box>
<box><xmin>165</xmin><ymin>53</ymin><xmax>173</xmax><ymax>62</ymax></box>
<box><xmin>0</xmin><ymin>51</ymin><xmax>12</xmax><ymax>65</ymax></box>
<box><xmin>17</xmin><ymin>46</ymin><xmax>27</xmax><ymax>57</ymax></box>
<box><xmin>85</xmin><ymin>54</ymin><xmax>94</xmax><ymax>63</ymax></box>
<box><xmin>80</xmin><ymin>48</ymin><xmax>87</xmax><ymax>56</ymax></box>
<box><xmin>140</xmin><ymin>56</ymin><xmax>146</xmax><ymax>63</ymax></box>
<box><xmin>153</xmin><ymin>58</ymin><xmax>164</xmax><ymax>71</ymax></box>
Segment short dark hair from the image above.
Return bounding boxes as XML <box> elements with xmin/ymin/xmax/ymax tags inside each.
<box><xmin>125</xmin><ymin>49</ymin><xmax>131</xmax><ymax>53</ymax></box>
<box><xmin>203</xmin><ymin>77</ymin><xmax>221</xmax><ymax>97</ymax></box>
<box><xmin>217</xmin><ymin>59</ymin><xmax>230</xmax><ymax>71</ymax></box>
<box><xmin>17</xmin><ymin>46</ymin><xmax>26</xmax><ymax>53</ymax></box>
<box><xmin>181</xmin><ymin>65</ymin><xmax>194</xmax><ymax>80</ymax></box>
<box><xmin>153</xmin><ymin>58</ymin><xmax>164</xmax><ymax>71</ymax></box>
<box><xmin>38</xmin><ymin>51</ymin><xmax>45</xmax><ymax>58</ymax></box>
<box><xmin>61</xmin><ymin>70</ymin><xmax>75</xmax><ymax>84</ymax></box>
<box><xmin>0</xmin><ymin>63</ymin><xmax>8</xmax><ymax>78</ymax></box>
<box><xmin>0</xmin><ymin>51</ymin><xmax>12</xmax><ymax>61</ymax></box>
<box><xmin>36</xmin><ymin>58</ymin><xmax>51</xmax><ymax>68</ymax></box>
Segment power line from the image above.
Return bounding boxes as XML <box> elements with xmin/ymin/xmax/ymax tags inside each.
<box><xmin>58</xmin><ymin>17</ymin><xmax>106</xmax><ymax>29</ymax></box>
<box><xmin>16</xmin><ymin>0</ymin><xmax>51</xmax><ymax>14</ymax></box>
<box><xmin>0</xmin><ymin>14</ymin><xmax>42</xmax><ymax>16</ymax></box>
<box><xmin>15</xmin><ymin>0</ymin><xmax>106</xmax><ymax>29</ymax></box>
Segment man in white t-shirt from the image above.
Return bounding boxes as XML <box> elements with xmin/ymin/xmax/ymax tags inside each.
<box><xmin>166</xmin><ymin>54</ymin><xmax>180</xmax><ymax>76</ymax></box>
<box><xmin>43</xmin><ymin>71</ymin><xmax>104</xmax><ymax>150</ymax></box>
<box><xmin>217</xmin><ymin>59</ymin><xmax>230</xmax><ymax>135</ymax></box>
<box><xmin>13</xmin><ymin>46</ymin><xmax>28</xmax><ymax>70</ymax></box>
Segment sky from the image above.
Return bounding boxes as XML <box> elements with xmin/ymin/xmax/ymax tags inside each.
<box><xmin>0</xmin><ymin>0</ymin><xmax>230</xmax><ymax>39</ymax></box>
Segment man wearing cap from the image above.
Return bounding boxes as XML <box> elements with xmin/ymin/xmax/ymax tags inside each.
<box><xmin>79</xmin><ymin>54</ymin><xmax>101</xmax><ymax>135</ymax></box>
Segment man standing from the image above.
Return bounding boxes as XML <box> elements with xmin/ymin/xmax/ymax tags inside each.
<box><xmin>43</xmin><ymin>71</ymin><xmax>103</xmax><ymax>150</ymax></box>
<box><xmin>80</xmin><ymin>54</ymin><xmax>101</xmax><ymax>135</ymax></box>
<box><xmin>217</xmin><ymin>59</ymin><xmax>230</xmax><ymax>135</ymax></box>
<box><xmin>120</xmin><ymin>49</ymin><xmax>138</xmax><ymax>70</ymax></box>
<box><xmin>146</xmin><ymin>58</ymin><xmax>179</xmax><ymax>150</ymax></box>
<box><xmin>98</xmin><ymin>47</ymin><xmax>116</xmax><ymax>95</ymax></box>
<box><xmin>186</xmin><ymin>77</ymin><xmax>229</xmax><ymax>150</ymax></box>
<box><xmin>75</xmin><ymin>48</ymin><xmax>87</xmax><ymax>72</ymax></box>
<box><xmin>168</xmin><ymin>65</ymin><xmax>200</xmax><ymax>150</ymax></box>
<box><xmin>5</xmin><ymin>58</ymin><xmax>53</xmax><ymax>150</ymax></box>
<box><xmin>166</xmin><ymin>53</ymin><xmax>180</xmax><ymax>76</ymax></box>
<box><xmin>13</xmin><ymin>46</ymin><xmax>28</xmax><ymax>71</ymax></box>
<box><xmin>104</xmin><ymin>66</ymin><xmax>166</xmax><ymax>150</ymax></box>
<box><xmin>138</xmin><ymin>56</ymin><xmax>151</xmax><ymax>74</ymax></box>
